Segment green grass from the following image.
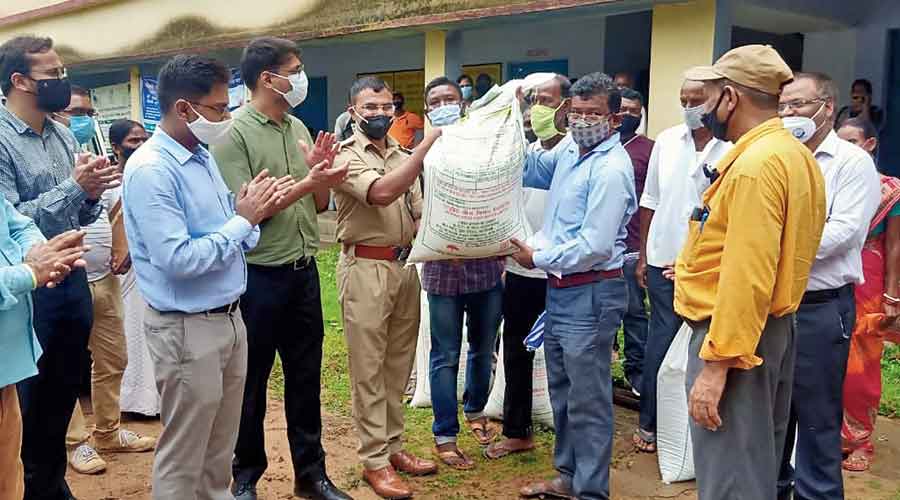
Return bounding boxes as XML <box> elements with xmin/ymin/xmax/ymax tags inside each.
<box><xmin>880</xmin><ymin>343</ymin><xmax>900</xmax><ymax>417</ymax></box>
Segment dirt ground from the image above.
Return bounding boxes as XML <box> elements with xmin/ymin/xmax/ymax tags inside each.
<box><xmin>68</xmin><ymin>402</ymin><xmax>900</xmax><ymax>500</ymax></box>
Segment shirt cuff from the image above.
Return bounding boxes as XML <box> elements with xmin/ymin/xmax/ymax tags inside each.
<box><xmin>532</xmin><ymin>249</ymin><xmax>551</xmax><ymax>270</ymax></box>
<box><xmin>639</xmin><ymin>195</ymin><xmax>659</xmax><ymax>211</ymax></box>
<box><xmin>698</xmin><ymin>337</ymin><xmax>763</xmax><ymax>370</ymax></box>
<box><xmin>220</xmin><ymin>215</ymin><xmax>254</xmax><ymax>243</ymax></box>
<box><xmin>59</xmin><ymin>177</ymin><xmax>88</xmax><ymax>205</ymax></box>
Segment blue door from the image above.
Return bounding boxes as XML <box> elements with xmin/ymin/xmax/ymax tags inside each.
<box><xmin>293</xmin><ymin>76</ymin><xmax>327</xmax><ymax>136</ymax></box>
<box><xmin>507</xmin><ymin>60</ymin><xmax>570</xmax><ymax>80</ymax></box>
<box><xmin>881</xmin><ymin>30</ymin><xmax>900</xmax><ymax>176</ymax></box>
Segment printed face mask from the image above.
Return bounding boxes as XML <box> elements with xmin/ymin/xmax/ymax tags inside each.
<box><xmin>570</xmin><ymin>118</ymin><xmax>611</xmax><ymax>149</ymax></box>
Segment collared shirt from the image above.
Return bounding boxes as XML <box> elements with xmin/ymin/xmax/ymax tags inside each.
<box><xmin>122</xmin><ymin>128</ymin><xmax>260</xmax><ymax>313</ymax></box>
<box><xmin>523</xmin><ymin>132</ymin><xmax>637</xmax><ymax>277</ymax></box>
<box><xmin>421</xmin><ymin>257</ymin><xmax>505</xmax><ymax>296</ymax></box>
<box><xmin>0</xmin><ymin>195</ymin><xmax>45</xmax><ymax>388</ymax></box>
<box><xmin>806</xmin><ymin>130</ymin><xmax>881</xmax><ymax>291</ymax></box>
<box><xmin>623</xmin><ymin>134</ymin><xmax>654</xmax><ymax>252</ymax></box>
<box><xmin>506</xmin><ymin>141</ymin><xmax>550</xmax><ymax>280</ymax></box>
<box><xmin>0</xmin><ymin>105</ymin><xmax>101</xmax><ymax>237</ymax></box>
<box><xmin>211</xmin><ymin>104</ymin><xmax>318</xmax><ymax>266</ymax></box>
<box><xmin>640</xmin><ymin>124</ymin><xmax>732</xmax><ymax>267</ymax></box>
<box><xmin>333</xmin><ymin>127</ymin><xmax>422</xmax><ymax>247</ymax></box>
<box><xmin>674</xmin><ymin>118</ymin><xmax>826</xmax><ymax>370</ymax></box>
<box><xmin>83</xmin><ymin>187</ymin><xmax>121</xmax><ymax>282</ymax></box>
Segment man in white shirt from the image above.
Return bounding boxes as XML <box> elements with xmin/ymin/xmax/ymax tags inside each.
<box><xmin>633</xmin><ymin>78</ymin><xmax>732</xmax><ymax>452</ymax></box>
<box><xmin>776</xmin><ymin>72</ymin><xmax>880</xmax><ymax>500</ymax></box>
<box><xmin>486</xmin><ymin>75</ymin><xmax>568</xmax><ymax>464</ymax></box>
<box><xmin>59</xmin><ymin>87</ymin><xmax>156</xmax><ymax>476</ymax></box>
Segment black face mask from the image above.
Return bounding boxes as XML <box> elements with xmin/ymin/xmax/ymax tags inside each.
<box><xmin>701</xmin><ymin>90</ymin><xmax>734</xmax><ymax>141</ymax></box>
<box><xmin>121</xmin><ymin>146</ymin><xmax>138</xmax><ymax>163</ymax></box>
<box><xmin>31</xmin><ymin>77</ymin><xmax>72</xmax><ymax>113</ymax></box>
<box><xmin>618</xmin><ymin>114</ymin><xmax>641</xmax><ymax>139</ymax></box>
<box><xmin>359</xmin><ymin>115</ymin><xmax>392</xmax><ymax>140</ymax></box>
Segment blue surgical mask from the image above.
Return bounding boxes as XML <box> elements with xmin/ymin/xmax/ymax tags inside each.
<box><xmin>428</xmin><ymin>103</ymin><xmax>462</xmax><ymax>127</ymax></box>
<box><xmin>461</xmin><ymin>85</ymin><xmax>473</xmax><ymax>100</ymax></box>
<box><xmin>70</xmin><ymin>115</ymin><xmax>96</xmax><ymax>145</ymax></box>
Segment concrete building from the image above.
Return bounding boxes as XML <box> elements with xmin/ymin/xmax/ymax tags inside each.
<box><xmin>2</xmin><ymin>0</ymin><xmax>898</xmax><ymax>168</ymax></box>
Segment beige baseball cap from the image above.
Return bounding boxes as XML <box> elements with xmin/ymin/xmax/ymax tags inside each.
<box><xmin>685</xmin><ymin>44</ymin><xmax>794</xmax><ymax>96</ymax></box>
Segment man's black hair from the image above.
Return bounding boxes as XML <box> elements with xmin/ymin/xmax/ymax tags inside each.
<box><xmin>457</xmin><ymin>74</ymin><xmax>472</xmax><ymax>85</ymax></box>
<box><xmin>852</xmin><ymin>78</ymin><xmax>873</xmax><ymax>95</ymax></box>
<box><xmin>0</xmin><ymin>36</ymin><xmax>54</xmax><ymax>95</ymax></box>
<box><xmin>157</xmin><ymin>54</ymin><xmax>230</xmax><ymax>113</ymax></box>
<box><xmin>424</xmin><ymin>76</ymin><xmax>462</xmax><ymax>101</ymax></box>
<box><xmin>619</xmin><ymin>87</ymin><xmax>644</xmax><ymax>107</ymax></box>
<box><xmin>570</xmin><ymin>72</ymin><xmax>621</xmax><ymax>113</ymax></box>
<box><xmin>240</xmin><ymin>36</ymin><xmax>302</xmax><ymax>91</ymax></box>
<box><xmin>349</xmin><ymin>76</ymin><xmax>391</xmax><ymax>104</ymax></box>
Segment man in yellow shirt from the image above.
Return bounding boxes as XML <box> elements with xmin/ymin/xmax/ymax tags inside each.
<box><xmin>675</xmin><ymin>45</ymin><xmax>826</xmax><ymax>500</ymax></box>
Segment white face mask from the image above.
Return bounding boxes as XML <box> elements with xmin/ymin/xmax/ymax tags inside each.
<box><xmin>186</xmin><ymin>103</ymin><xmax>233</xmax><ymax>146</ymax></box>
<box><xmin>783</xmin><ymin>102</ymin><xmax>825</xmax><ymax>143</ymax></box>
<box><xmin>269</xmin><ymin>70</ymin><xmax>309</xmax><ymax>108</ymax></box>
<box><xmin>683</xmin><ymin>103</ymin><xmax>705</xmax><ymax>130</ymax></box>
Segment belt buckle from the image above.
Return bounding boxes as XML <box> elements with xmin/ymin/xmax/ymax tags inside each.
<box><xmin>394</xmin><ymin>246</ymin><xmax>411</xmax><ymax>261</ymax></box>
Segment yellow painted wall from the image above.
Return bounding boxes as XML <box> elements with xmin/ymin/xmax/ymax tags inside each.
<box><xmin>647</xmin><ymin>0</ymin><xmax>717</xmax><ymax>137</ymax></box>
<box><xmin>1</xmin><ymin>0</ymin><xmax>67</xmax><ymax>18</ymax></box>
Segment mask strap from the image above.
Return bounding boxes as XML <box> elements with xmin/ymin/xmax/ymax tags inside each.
<box><xmin>350</xmin><ymin>107</ymin><xmax>369</xmax><ymax>124</ymax></box>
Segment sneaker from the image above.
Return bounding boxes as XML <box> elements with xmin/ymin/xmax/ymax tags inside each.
<box><xmin>97</xmin><ymin>429</ymin><xmax>156</xmax><ymax>453</ymax></box>
<box><xmin>69</xmin><ymin>444</ymin><xmax>107</xmax><ymax>475</ymax></box>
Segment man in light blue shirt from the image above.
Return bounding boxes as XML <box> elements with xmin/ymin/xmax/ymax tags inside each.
<box><xmin>122</xmin><ymin>54</ymin><xmax>291</xmax><ymax>500</ymax></box>
<box><xmin>0</xmin><ymin>195</ymin><xmax>88</xmax><ymax>499</ymax></box>
<box><xmin>511</xmin><ymin>72</ymin><xmax>636</xmax><ymax>500</ymax></box>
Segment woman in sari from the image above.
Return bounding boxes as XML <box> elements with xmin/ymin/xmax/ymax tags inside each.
<box><xmin>107</xmin><ymin>120</ymin><xmax>159</xmax><ymax>417</ymax></box>
<box><xmin>837</xmin><ymin>117</ymin><xmax>900</xmax><ymax>471</ymax></box>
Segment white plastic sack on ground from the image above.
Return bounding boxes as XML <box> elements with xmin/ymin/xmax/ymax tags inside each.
<box><xmin>410</xmin><ymin>267</ymin><xmax>471</xmax><ymax>407</ymax></box>
<box><xmin>408</xmin><ymin>74</ymin><xmax>556</xmax><ymax>262</ymax></box>
<box><xmin>656</xmin><ymin>321</ymin><xmax>694</xmax><ymax>483</ymax></box>
<box><xmin>483</xmin><ymin>331</ymin><xmax>555</xmax><ymax>429</ymax></box>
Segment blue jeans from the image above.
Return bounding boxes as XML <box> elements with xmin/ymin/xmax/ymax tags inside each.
<box><xmin>545</xmin><ymin>278</ymin><xmax>626</xmax><ymax>500</ymax></box>
<box><xmin>621</xmin><ymin>255</ymin><xmax>648</xmax><ymax>389</ymax></box>
<box><xmin>638</xmin><ymin>265</ymin><xmax>681</xmax><ymax>433</ymax></box>
<box><xmin>428</xmin><ymin>283</ymin><xmax>503</xmax><ymax>442</ymax></box>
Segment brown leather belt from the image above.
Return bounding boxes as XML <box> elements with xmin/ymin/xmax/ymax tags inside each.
<box><xmin>345</xmin><ymin>244</ymin><xmax>412</xmax><ymax>261</ymax></box>
<box><xmin>548</xmin><ymin>269</ymin><xmax>623</xmax><ymax>289</ymax></box>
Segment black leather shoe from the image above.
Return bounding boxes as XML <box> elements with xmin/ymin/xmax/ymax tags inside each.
<box><xmin>233</xmin><ymin>481</ymin><xmax>258</xmax><ymax>500</ymax></box>
<box><xmin>294</xmin><ymin>472</ymin><xmax>353</xmax><ymax>500</ymax></box>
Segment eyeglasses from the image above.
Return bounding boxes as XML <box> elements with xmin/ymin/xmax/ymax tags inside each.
<box><xmin>356</xmin><ymin>103</ymin><xmax>396</xmax><ymax>115</ymax></box>
<box><xmin>62</xmin><ymin>108</ymin><xmax>97</xmax><ymax>117</ymax></box>
<box><xmin>30</xmin><ymin>67</ymin><xmax>68</xmax><ymax>80</ymax></box>
<box><xmin>777</xmin><ymin>98</ymin><xmax>824</xmax><ymax>113</ymax></box>
<box><xmin>566</xmin><ymin>112</ymin><xmax>609</xmax><ymax>125</ymax></box>
<box><xmin>190</xmin><ymin>101</ymin><xmax>230</xmax><ymax>117</ymax></box>
<box><xmin>426</xmin><ymin>99</ymin><xmax>461</xmax><ymax>111</ymax></box>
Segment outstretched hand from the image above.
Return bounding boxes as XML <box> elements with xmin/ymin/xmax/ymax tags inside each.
<box><xmin>299</xmin><ymin>132</ymin><xmax>339</xmax><ymax>169</ymax></box>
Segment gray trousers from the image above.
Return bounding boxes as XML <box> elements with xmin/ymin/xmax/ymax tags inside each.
<box><xmin>144</xmin><ymin>306</ymin><xmax>248</xmax><ymax>500</ymax></box>
<box><xmin>686</xmin><ymin>314</ymin><xmax>796</xmax><ymax>500</ymax></box>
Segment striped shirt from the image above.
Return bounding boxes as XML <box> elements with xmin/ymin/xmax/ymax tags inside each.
<box><xmin>83</xmin><ymin>187</ymin><xmax>121</xmax><ymax>282</ymax></box>
<box><xmin>0</xmin><ymin>105</ymin><xmax>101</xmax><ymax>237</ymax></box>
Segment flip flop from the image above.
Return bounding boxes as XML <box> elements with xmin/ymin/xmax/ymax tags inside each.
<box><xmin>466</xmin><ymin>417</ymin><xmax>498</xmax><ymax>445</ymax></box>
<box><xmin>434</xmin><ymin>445</ymin><xmax>475</xmax><ymax>470</ymax></box>
<box><xmin>842</xmin><ymin>450</ymin><xmax>872</xmax><ymax>472</ymax></box>
<box><xmin>483</xmin><ymin>439</ymin><xmax>535</xmax><ymax>460</ymax></box>
<box><xmin>632</xmin><ymin>428</ymin><xmax>657</xmax><ymax>453</ymax></box>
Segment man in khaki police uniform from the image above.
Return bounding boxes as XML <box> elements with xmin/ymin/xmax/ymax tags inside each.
<box><xmin>333</xmin><ymin>76</ymin><xmax>442</xmax><ymax>499</ymax></box>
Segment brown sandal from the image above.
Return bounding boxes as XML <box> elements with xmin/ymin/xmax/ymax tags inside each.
<box><xmin>483</xmin><ymin>438</ymin><xmax>535</xmax><ymax>460</ymax></box>
<box><xmin>842</xmin><ymin>450</ymin><xmax>872</xmax><ymax>472</ymax></box>
<box><xmin>466</xmin><ymin>417</ymin><xmax>498</xmax><ymax>445</ymax></box>
<box><xmin>434</xmin><ymin>444</ymin><xmax>475</xmax><ymax>470</ymax></box>
<box><xmin>632</xmin><ymin>429</ymin><xmax>657</xmax><ymax>453</ymax></box>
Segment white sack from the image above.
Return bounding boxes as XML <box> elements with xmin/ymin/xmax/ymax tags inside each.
<box><xmin>483</xmin><ymin>331</ymin><xmax>554</xmax><ymax>429</ymax></box>
<box><xmin>656</xmin><ymin>321</ymin><xmax>695</xmax><ymax>483</ymax></box>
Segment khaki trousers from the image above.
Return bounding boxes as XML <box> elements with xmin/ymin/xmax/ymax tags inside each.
<box><xmin>0</xmin><ymin>385</ymin><xmax>24</xmax><ymax>500</ymax></box>
<box><xmin>337</xmin><ymin>252</ymin><xmax>420</xmax><ymax>470</ymax></box>
<box><xmin>144</xmin><ymin>305</ymin><xmax>248</xmax><ymax>500</ymax></box>
<box><xmin>66</xmin><ymin>273</ymin><xmax>128</xmax><ymax>448</ymax></box>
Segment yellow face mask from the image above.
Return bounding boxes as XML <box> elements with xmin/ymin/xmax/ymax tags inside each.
<box><xmin>529</xmin><ymin>100</ymin><xmax>566</xmax><ymax>141</ymax></box>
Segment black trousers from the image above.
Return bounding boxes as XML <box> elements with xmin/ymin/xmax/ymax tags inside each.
<box><xmin>778</xmin><ymin>284</ymin><xmax>855</xmax><ymax>500</ymax></box>
<box><xmin>18</xmin><ymin>268</ymin><xmax>92</xmax><ymax>500</ymax></box>
<box><xmin>233</xmin><ymin>261</ymin><xmax>326</xmax><ymax>485</ymax></box>
<box><xmin>501</xmin><ymin>272</ymin><xmax>547</xmax><ymax>439</ymax></box>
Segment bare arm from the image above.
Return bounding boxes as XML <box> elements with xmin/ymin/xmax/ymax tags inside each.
<box><xmin>367</xmin><ymin>128</ymin><xmax>441</xmax><ymax>207</ymax></box>
<box><xmin>636</xmin><ymin>207</ymin><xmax>654</xmax><ymax>288</ymax></box>
<box><xmin>885</xmin><ymin>216</ymin><xmax>900</xmax><ymax>317</ymax></box>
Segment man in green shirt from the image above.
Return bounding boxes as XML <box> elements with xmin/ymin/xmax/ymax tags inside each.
<box><xmin>212</xmin><ymin>36</ymin><xmax>350</xmax><ymax>500</ymax></box>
